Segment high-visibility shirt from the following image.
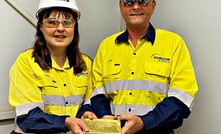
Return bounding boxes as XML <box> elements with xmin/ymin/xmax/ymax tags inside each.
<box><xmin>9</xmin><ymin>49</ymin><xmax>92</xmax><ymax>133</ymax></box>
<box><xmin>92</xmin><ymin>24</ymin><xmax>198</xmax><ymax>116</ymax></box>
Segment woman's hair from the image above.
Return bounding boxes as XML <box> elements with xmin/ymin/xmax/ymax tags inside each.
<box><xmin>32</xmin><ymin>7</ymin><xmax>86</xmax><ymax>75</ymax></box>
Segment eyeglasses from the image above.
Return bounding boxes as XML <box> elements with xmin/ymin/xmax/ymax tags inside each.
<box><xmin>121</xmin><ymin>0</ymin><xmax>153</xmax><ymax>7</ymax></box>
<box><xmin>42</xmin><ymin>18</ymin><xmax>76</xmax><ymax>28</ymax></box>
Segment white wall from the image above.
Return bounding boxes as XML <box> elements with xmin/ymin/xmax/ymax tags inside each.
<box><xmin>151</xmin><ymin>0</ymin><xmax>221</xmax><ymax>134</ymax></box>
<box><xmin>0</xmin><ymin>0</ymin><xmax>120</xmax><ymax>133</ymax></box>
<box><xmin>78</xmin><ymin>0</ymin><xmax>122</xmax><ymax>59</ymax></box>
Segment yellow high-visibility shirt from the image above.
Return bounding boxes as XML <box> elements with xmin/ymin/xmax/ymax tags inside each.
<box><xmin>9</xmin><ymin>49</ymin><xmax>92</xmax><ymax>117</ymax></box>
<box><xmin>92</xmin><ymin>28</ymin><xmax>198</xmax><ymax>115</ymax></box>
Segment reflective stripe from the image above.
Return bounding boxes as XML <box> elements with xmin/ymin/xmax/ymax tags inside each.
<box><xmin>42</xmin><ymin>95</ymin><xmax>85</xmax><ymax>106</ymax></box>
<box><xmin>105</xmin><ymin>80</ymin><xmax>169</xmax><ymax>94</ymax></box>
<box><xmin>93</xmin><ymin>81</ymin><xmax>194</xmax><ymax>113</ymax></box>
<box><xmin>92</xmin><ymin>87</ymin><xmax>106</xmax><ymax>97</ymax></box>
<box><xmin>15</xmin><ymin>102</ymin><xmax>44</xmax><ymax>116</ymax></box>
<box><xmin>111</xmin><ymin>104</ymin><xmax>154</xmax><ymax>115</ymax></box>
<box><xmin>168</xmin><ymin>89</ymin><xmax>194</xmax><ymax>109</ymax></box>
<box><xmin>15</xmin><ymin>102</ymin><xmax>44</xmax><ymax>134</ymax></box>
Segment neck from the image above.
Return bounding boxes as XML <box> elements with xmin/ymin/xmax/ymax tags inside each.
<box><xmin>127</xmin><ymin>23</ymin><xmax>149</xmax><ymax>48</ymax></box>
<box><xmin>50</xmin><ymin>49</ymin><xmax>67</xmax><ymax>68</ymax></box>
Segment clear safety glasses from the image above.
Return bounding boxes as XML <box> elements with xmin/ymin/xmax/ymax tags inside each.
<box><xmin>121</xmin><ymin>0</ymin><xmax>153</xmax><ymax>7</ymax></box>
<box><xmin>42</xmin><ymin>18</ymin><xmax>76</xmax><ymax>28</ymax></box>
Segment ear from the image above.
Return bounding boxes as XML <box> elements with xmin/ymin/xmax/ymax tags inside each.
<box><xmin>152</xmin><ymin>0</ymin><xmax>156</xmax><ymax>7</ymax></box>
<box><xmin>151</xmin><ymin>0</ymin><xmax>157</xmax><ymax>12</ymax></box>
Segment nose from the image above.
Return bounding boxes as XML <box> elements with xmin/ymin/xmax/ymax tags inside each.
<box><xmin>56</xmin><ymin>22</ymin><xmax>65</xmax><ymax>31</ymax></box>
<box><xmin>132</xmin><ymin>2</ymin><xmax>141</xmax><ymax>9</ymax></box>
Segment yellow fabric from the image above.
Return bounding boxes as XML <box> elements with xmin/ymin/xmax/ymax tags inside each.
<box><xmin>9</xmin><ymin>49</ymin><xmax>92</xmax><ymax>117</ymax></box>
<box><xmin>92</xmin><ymin>28</ymin><xmax>198</xmax><ymax>108</ymax></box>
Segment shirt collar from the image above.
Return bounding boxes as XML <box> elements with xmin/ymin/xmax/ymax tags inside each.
<box><xmin>45</xmin><ymin>55</ymin><xmax>74</xmax><ymax>68</ymax></box>
<box><xmin>115</xmin><ymin>23</ymin><xmax>155</xmax><ymax>45</ymax></box>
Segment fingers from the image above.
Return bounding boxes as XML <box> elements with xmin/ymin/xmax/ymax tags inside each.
<box><xmin>65</xmin><ymin>117</ymin><xmax>89</xmax><ymax>134</ymax></box>
<box><xmin>87</xmin><ymin>112</ymin><xmax>97</xmax><ymax>119</ymax></box>
<box><xmin>102</xmin><ymin>115</ymin><xmax>118</xmax><ymax>120</ymax></box>
<box><xmin>119</xmin><ymin>114</ymin><xmax>144</xmax><ymax>134</ymax></box>
<box><xmin>75</xmin><ymin>119</ymin><xmax>89</xmax><ymax>132</ymax></box>
<box><xmin>81</xmin><ymin>111</ymin><xmax>97</xmax><ymax>120</ymax></box>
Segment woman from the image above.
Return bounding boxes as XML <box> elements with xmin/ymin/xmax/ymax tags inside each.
<box><xmin>9</xmin><ymin>0</ymin><xmax>96</xmax><ymax>133</ymax></box>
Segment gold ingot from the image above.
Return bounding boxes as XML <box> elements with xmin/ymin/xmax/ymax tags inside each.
<box><xmin>84</xmin><ymin>119</ymin><xmax>121</xmax><ymax>134</ymax></box>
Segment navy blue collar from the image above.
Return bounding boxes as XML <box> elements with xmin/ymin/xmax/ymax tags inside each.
<box><xmin>44</xmin><ymin>56</ymin><xmax>74</xmax><ymax>68</ymax></box>
<box><xmin>43</xmin><ymin>52</ymin><xmax>74</xmax><ymax>68</ymax></box>
<box><xmin>115</xmin><ymin>23</ymin><xmax>155</xmax><ymax>45</ymax></box>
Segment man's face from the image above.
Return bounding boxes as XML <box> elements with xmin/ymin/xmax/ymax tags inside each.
<box><xmin>119</xmin><ymin>0</ymin><xmax>156</xmax><ymax>28</ymax></box>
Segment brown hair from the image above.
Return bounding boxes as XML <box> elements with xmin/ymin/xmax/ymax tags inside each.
<box><xmin>32</xmin><ymin>7</ymin><xmax>86</xmax><ymax>75</ymax></box>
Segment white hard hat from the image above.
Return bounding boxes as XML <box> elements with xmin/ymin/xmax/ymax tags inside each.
<box><xmin>36</xmin><ymin>0</ymin><xmax>81</xmax><ymax>20</ymax></box>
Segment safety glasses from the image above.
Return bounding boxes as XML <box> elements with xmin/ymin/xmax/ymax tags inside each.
<box><xmin>121</xmin><ymin>0</ymin><xmax>153</xmax><ymax>7</ymax></box>
<box><xmin>42</xmin><ymin>18</ymin><xmax>76</xmax><ymax>28</ymax></box>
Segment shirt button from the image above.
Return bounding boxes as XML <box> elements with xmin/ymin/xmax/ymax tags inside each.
<box><xmin>131</xmin><ymin>72</ymin><xmax>134</xmax><ymax>75</ymax></box>
<box><xmin>64</xmin><ymin>84</ymin><xmax>66</xmax><ymax>86</ymax></box>
<box><xmin>128</xmin><ymin>108</ymin><xmax>131</xmax><ymax>112</ymax></box>
<box><xmin>129</xmin><ymin>92</ymin><xmax>132</xmax><ymax>95</ymax></box>
<box><xmin>133</xmin><ymin>52</ymin><xmax>136</xmax><ymax>55</ymax></box>
<box><xmin>65</xmin><ymin>102</ymin><xmax>68</xmax><ymax>105</ymax></box>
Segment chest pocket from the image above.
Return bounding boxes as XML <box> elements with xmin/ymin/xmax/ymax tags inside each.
<box><xmin>74</xmin><ymin>76</ymin><xmax>88</xmax><ymax>87</ymax></box>
<box><xmin>102</xmin><ymin>60</ymin><xmax>121</xmax><ymax>82</ymax></box>
<box><xmin>37</xmin><ymin>76</ymin><xmax>58</xmax><ymax>95</ymax></box>
<box><xmin>144</xmin><ymin>62</ymin><xmax>170</xmax><ymax>83</ymax></box>
<box><xmin>73</xmin><ymin>74</ymin><xmax>88</xmax><ymax>94</ymax></box>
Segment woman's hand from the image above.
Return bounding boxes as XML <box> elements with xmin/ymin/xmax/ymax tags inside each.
<box><xmin>65</xmin><ymin>117</ymin><xmax>89</xmax><ymax>134</ymax></box>
<box><xmin>81</xmin><ymin>111</ymin><xmax>97</xmax><ymax>120</ymax></box>
<box><xmin>102</xmin><ymin>115</ymin><xmax>118</xmax><ymax>120</ymax></box>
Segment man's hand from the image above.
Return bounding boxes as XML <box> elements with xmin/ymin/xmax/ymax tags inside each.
<box><xmin>119</xmin><ymin>114</ymin><xmax>144</xmax><ymax>134</ymax></box>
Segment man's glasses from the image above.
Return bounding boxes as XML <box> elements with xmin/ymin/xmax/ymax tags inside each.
<box><xmin>42</xmin><ymin>18</ymin><xmax>76</xmax><ymax>28</ymax></box>
<box><xmin>121</xmin><ymin>0</ymin><xmax>153</xmax><ymax>7</ymax></box>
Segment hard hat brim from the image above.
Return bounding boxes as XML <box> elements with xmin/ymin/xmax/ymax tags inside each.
<box><xmin>35</xmin><ymin>0</ymin><xmax>81</xmax><ymax>20</ymax></box>
<box><xmin>36</xmin><ymin>8</ymin><xmax>81</xmax><ymax>20</ymax></box>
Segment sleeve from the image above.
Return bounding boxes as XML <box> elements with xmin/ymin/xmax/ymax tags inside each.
<box><xmin>139</xmin><ymin>35</ymin><xmax>198</xmax><ymax>133</ymax></box>
<box><xmin>76</xmin><ymin>55</ymin><xmax>95</xmax><ymax>118</ymax></box>
<box><xmin>168</xmin><ymin>37</ymin><xmax>198</xmax><ymax>109</ymax></box>
<box><xmin>91</xmin><ymin>94</ymin><xmax>112</xmax><ymax>118</ymax></box>
<box><xmin>90</xmin><ymin>42</ymin><xmax>113</xmax><ymax>118</ymax></box>
<box><xmin>76</xmin><ymin>104</ymin><xmax>93</xmax><ymax>118</ymax></box>
<box><xmin>9</xmin><ymin>52</ymin><xmax>44</xmax><ymax>108</ymax></box>
<box><xmin>9</xmin><ymin>52</ymin><xmax>69</xmax><ymax>133</ymax></box>
<box><xmin>16</xmin><ymin>106</ymin><xmax>69</xmax><ymax>133</ymax></box>
<box><xmin>140</xmin><ymin>97</ymin><xmax>190</xmax><ymax>133</ymax></box>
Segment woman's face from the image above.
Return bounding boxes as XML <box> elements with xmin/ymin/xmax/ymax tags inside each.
<box><xmin>40</xmin><ymin>11</ymin><xmax>75</xmax><ymax>51</ymax></box>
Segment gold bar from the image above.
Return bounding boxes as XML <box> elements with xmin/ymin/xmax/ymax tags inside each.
<box><xmin>84</xmin><ymin>119</ymin><xmax>121</xmax><ymax>134</ymax></box>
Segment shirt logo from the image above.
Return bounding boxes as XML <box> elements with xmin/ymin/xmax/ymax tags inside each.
<box><xmin>151</xmin><ymin>54</ymin><xmax>170</xmax><ymax>63</ymax></box>
<box><xmin>76</xmin><ymin>72</ymin><xmax>88</xmax><ymax>77</ymax></box>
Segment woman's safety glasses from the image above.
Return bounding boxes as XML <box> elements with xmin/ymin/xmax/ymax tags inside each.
<box><xmin>122</xmin><ymin>0</ymin><xmax>153</xmax><ymax>7</ymax></box>
<box><xmin>43</xmin><ymin>18</ymin><xmax>76</xmax><ymax>28</ymax></box>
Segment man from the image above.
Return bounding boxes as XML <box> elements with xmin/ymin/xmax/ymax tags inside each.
<box><xmin>91</xmin><ymin>0</ymin><xmax>198</xmax><ymax>134</ymax></box>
